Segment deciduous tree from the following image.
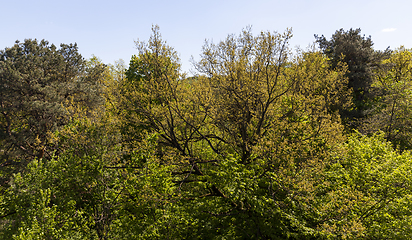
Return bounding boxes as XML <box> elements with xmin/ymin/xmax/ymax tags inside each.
<box><xmin>119</xmin><ymin>26</ymin><xmax>349</xmax><ymax>238</ymax></box>
<box><xmin>361</xmin><ymin>46</ymin><xmax>412</xmax><ymax>150</ymax></box>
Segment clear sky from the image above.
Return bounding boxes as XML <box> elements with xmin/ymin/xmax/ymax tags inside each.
<box><xmin>2</xmin><ymin>0</ymin><xmax>411</xmax><ymax>73</ymax></box>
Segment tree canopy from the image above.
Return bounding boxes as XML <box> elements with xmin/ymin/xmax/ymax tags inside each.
<box><xmin>0</xmin><ymin>39</ymin><xmax>106</xmax><ymax>189</ymax></box>
<box><xmin>1</xmin><ymin>26</ymin><xmax>412</xmax><ymax>239</ymax></box>
<box><xmin>315</xmin><ymin>28</ymin><xmax>391</xmax><ymax>125</ymax></box>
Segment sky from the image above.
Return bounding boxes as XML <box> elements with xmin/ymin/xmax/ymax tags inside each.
<box><xmin>2</xmin><ymin>0</ymin><xmax>411</xmax><ymax>73</ymax></box>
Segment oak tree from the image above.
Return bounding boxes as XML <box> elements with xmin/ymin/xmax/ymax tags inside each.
<box><xmin>119</xmin><ymin>26</ymin><xmax>349</xmax><ymax>238</ymax></box>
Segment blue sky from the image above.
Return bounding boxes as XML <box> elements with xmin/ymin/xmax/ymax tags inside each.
<box><xmin>2</xmin><ymin>0</ymin><xmax>411</xmax><ymax>73</ymax></box>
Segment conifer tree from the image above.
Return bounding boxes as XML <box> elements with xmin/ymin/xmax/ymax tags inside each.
<box><xmin>0</xmin><ymin>39</ymin><xmax>105</xmax><ymax>185</ymax></box>
<box><xmin>315</xmin><ymin>28</ymin><xmax>391</xmax><ymax>125</ymax></box>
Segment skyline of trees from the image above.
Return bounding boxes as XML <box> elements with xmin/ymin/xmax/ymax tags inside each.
<box><xmin>1</xmin><ymin>26</ymin><xmax>412</xmax><ymax>239</ymax></box>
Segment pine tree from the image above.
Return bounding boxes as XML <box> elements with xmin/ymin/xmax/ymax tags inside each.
<box><xmin>315</xmin><ymin>28</ymin><xmax>391</xmax><ymax>126</ymax></box>
<box><xmin>0</xmin><ymin>39</ymin><xmax>105</xmax><ymax>186</ymax></box>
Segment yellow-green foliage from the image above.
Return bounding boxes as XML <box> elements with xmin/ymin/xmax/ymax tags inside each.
<box><xmin>362</xmin><ymin>46</ymin><xmax>412</xmax><ymax>150</ymax></box>
<box><xmin>3</xmin><ymin>27</ymin><xmax>412</xmax><ymax>240</ymax></box>
<box><xmin>320</xmin><ymin>132</ymin><xmax>412</xmax><ymax>239</ymax></box>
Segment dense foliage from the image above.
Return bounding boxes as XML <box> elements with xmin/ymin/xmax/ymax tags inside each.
<box><xmin>0</xmin><ymin>39</ymin><xmax>106</xmax><ymax>187</ymax></box>
<box><xmin>315</xmin><ymin>28</ymin><xmax>391</xmax><ymax>125</ymax></box>
<box><xmin>1</xmin><ymin>26</ymin><xmax>412</xmax><ymax>239</ymax></box>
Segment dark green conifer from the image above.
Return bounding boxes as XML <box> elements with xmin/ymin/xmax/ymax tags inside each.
<box><xmin>0</xmin><ymin>39</ymin><xmax>105</xmax><ymax>185</ymax></box>
<box><xmin>315</xmin><ymin>28</ymin><xmax>391</xmax><ymax>126</ymax></box>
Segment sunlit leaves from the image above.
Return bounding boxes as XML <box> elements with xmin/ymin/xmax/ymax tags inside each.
<box><xmin>320</xmin><ymin>132</ymin><xmax>412</xmax><ymax>238</ymax></box>
<box><xmin>362</xmin><ymin>46</ymin><xmax>412</xmax><ymax>150</ymax></box>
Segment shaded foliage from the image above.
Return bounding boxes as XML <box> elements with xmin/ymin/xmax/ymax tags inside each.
<box><xmin>315</xmin><ymin>28</ymin><xmax>391</xmax><ymax>125</ymax></box>
<box><xmin>0</xmin><ymin>39</ymin><xmax>105</xmax><ymax>187</ymax></box>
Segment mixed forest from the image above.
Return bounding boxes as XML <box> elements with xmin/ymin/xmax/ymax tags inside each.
<box><xmin>2</xmin><ymin>25</ymin><xmax>412</xmax><ymax>239</ymax></box>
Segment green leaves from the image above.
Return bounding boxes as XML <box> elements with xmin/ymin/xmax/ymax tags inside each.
<box><xmin>0</xmin><ymin>39</ymin><xmax>106</xmax><ymax>183</ymax></box>
<box><xmin>319</xmin><ymin>132</ymin><xmax>412</xmax><ymax>238</ymax></box>
<box><xmin>362</xmin><ymin>47</ymin><xmax>412</xmax><ymax>150</ymax></box>
<box><xmin>4</xmin><ymin>27</ymin><xmax>412</xmax><ymax>239</ymax></box>
<box><xmin>315</xmin><ymin>28</ymin><xmax>391</xmax><ymax>123</ymax></box>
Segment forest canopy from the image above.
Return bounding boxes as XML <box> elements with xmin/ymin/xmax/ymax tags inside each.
<box><xmin>1</xmin><ymin>26</ymin><xmax>412</xmax><ymax>239</ymax></box>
